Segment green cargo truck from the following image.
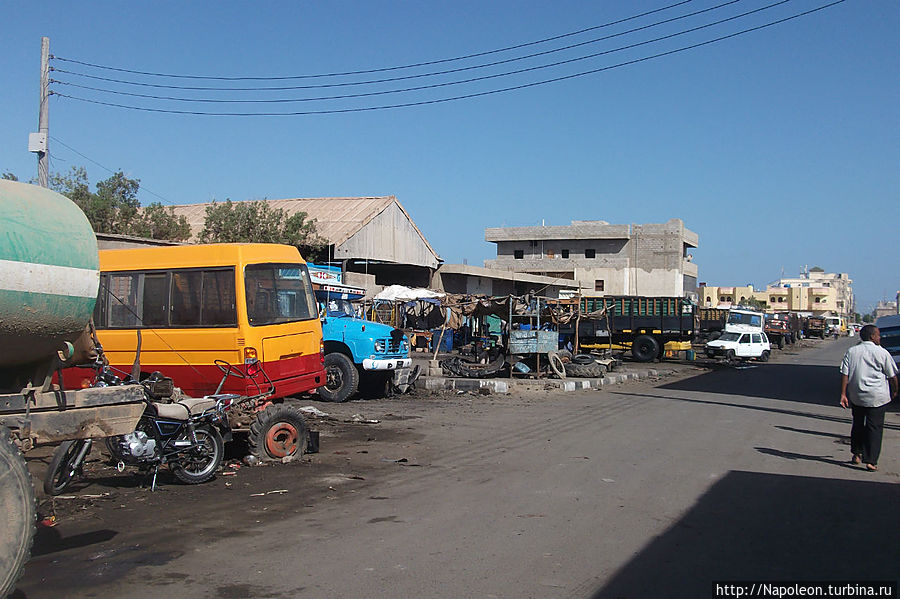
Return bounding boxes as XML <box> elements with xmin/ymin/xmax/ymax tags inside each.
<box><xmin>561</xmin><ymin>296</ymin><xmax>695</xmax><ymax>362</ymax></box>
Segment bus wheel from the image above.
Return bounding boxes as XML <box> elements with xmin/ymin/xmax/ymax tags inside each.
<box><xmin>631</xmin><ymin>335</ymin><xmax>659</xmax><ymax>363</ymax></box>
<box><xmin>0</xmin><ymin>427</ymin><xmax>35</xmax><ymax>599</ymax></box>
<box><xmin>249</xmin><ymin>405</ymin><xmax>308</xmax><ymax>461</ymax></box>
<box><xmin>318</xmin><ymin>353</ymin><xmax>359</xmax><ymax>403</ymax></box>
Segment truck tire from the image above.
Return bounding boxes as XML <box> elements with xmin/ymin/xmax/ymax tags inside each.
<box><xmin>725</xmin><ymin>349</ymin><xmax>736</xmax><ymax>364</ymax></box>
<box><xmin>631</xmin><ymin>335</ymin><xmax>659</xmax><ymax>363</ymax></box>
<box><xmin>547</xmin><ymin>351</ymin><xmax>566</xmax><ymax>379</ymax></box>
<box><xmin>572</xmin><ymin>353</ymin><xmax>596</xmax><ymax>365</ymax></box>
<box><xmin>249</xmin><ymin>404</ymin><xmax>308</xmax><ymax>461</ymax></box>
<box><xmin>759</xmin><ymin>350</ymin><xmax>770</xmax><ymax>362</ymax></box>
<box><xmin>318</xmin><ymin>352</ymin><xmax>359</xmax><ymax>403</ymax></box>
<box><xmin>564</xmin><ymin>362</ymin><xmax>606</xmax><ymax>378</ymax></box>
<box><xmin>0</xmin><ymin>427</ymin><xmax>35</xmax><ymax>599</ymax></box>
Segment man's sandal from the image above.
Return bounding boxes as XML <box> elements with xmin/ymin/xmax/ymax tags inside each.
<box><xmin>851</xmin><ymin>454</ymin><xmax>862</xmax><ymax>465</ymax></box>
<box><xmin>865</xmin><ymin>464</ymin><xmax>878</xmax><ymax>472</ymax></box>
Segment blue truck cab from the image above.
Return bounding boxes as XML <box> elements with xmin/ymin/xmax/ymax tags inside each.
<box><xmin>309</xmin><ymin>266</ymin><xmax>411</xmax><ymax>402</ymax></box>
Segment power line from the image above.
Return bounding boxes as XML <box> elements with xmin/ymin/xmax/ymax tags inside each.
<box><xmin>50</xmin><ymin>1</ymin><xmax>694</xmax><ymax>81</ymax></box>
<box><xmin>52</xmin><ymin>0</ymin><xmax>846</xmax><ymax>117</ymax></box>
<box><xmin>49</xmin><ymin>0</ymin><xmax>742</xmax><ymax>93</ymax></box>
<box><xmin>51</xmin><ymin>0</ymin><xmax>784</xmax><ymax>106</ymax></box>
<box><xmin>51</xmin><ymin>136</ymin><xmax>177</xmax><ymax>205</ymax></box>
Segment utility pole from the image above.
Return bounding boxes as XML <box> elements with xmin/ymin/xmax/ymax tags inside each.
<box><xmin>29</xmin><ymin>37</ymin><xmax>50</xmax><ymax>187</ymax></box>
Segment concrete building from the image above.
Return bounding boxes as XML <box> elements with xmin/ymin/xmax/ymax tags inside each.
<box><xmin>772</xmin><ymin>269</ymin><xmax>853</xmax><ymax>320</ymax></box>
<box><xmin>700</xmin><ymin>269</ymin><xmax>854</xmax><ymax>319</ymax></box>
<box><xmin>874</xmin><ymin>299</ymin><xmax>898</xmax><ymax>319</ymax></box>
<box><xmin>434</xmin><ymin>263</ymin><xmax>578</xmax><ymax>299</ymax></box>
<box><xmin>484</xmin><ymin>218</ymin><xmax>698</xmax><ymax>297</ymax></box>
<box><xmin>698</xmin><ymin>285</ymin><xmax>759</xmax><ymax>309</ymax></box>
<box><xmin>169</xmin><ymin>196</ymin><xmax>441</xmax><ymax>288</ymax></box>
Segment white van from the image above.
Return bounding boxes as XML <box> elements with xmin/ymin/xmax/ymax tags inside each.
<box><xmin>705</xmin><ymin>331</ymin><xmax>771</xmax><ymax>363</ymax></box>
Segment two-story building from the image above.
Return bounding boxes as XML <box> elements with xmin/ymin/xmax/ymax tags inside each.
<box><xmin>484</xmin><ymin>218</ymin><xmax>698</xmax><ymax>297</ymax></box>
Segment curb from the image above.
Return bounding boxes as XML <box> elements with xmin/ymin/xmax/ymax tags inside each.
<box><xmin>421</xmin><ymin>367</ymin><xmax>676</xmax><ymax>394</ymax></box>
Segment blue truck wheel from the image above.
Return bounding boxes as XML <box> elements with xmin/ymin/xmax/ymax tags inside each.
<box><xmin>318</xmin><ymin>353</ymin><xmax>359</xmax><ymax>403</ymax></box>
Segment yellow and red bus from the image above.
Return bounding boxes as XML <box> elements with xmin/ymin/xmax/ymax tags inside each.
<box><xmin>84</xmin><ymin>243</ymin><xmax>325</xmax><ymax>399</ymax></box>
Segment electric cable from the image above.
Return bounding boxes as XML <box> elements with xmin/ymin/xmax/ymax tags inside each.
<box><xmin>50</xmin><ymin>0</ymin><xmax>694</xmax><ymax>81</ymax></box>
<box><xmin>51</xmin><ymin>0</ymin><xmax>785</xmax><ymax>105</ymax></box>
<box><xmin>51</xmin><ymin>136</ymin><xmax>177</xmax><ymax>205</ymax></box>
<box><xmin>49</xmin><ymin>0</ymin><xmax>742</xmax><ymax>93</ymax></box>
<box><xmin>52</xmin><ymin>0</ymin><xmax>845</xmax><ymax>117</ymax></box>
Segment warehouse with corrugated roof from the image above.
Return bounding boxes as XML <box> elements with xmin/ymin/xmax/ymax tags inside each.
<box><xmin>169</xmin><ymin>196</ymin><xmax>441</xmax><ymax>288</ymax></box>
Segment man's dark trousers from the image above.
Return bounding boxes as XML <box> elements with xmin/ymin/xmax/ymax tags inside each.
<box><xmin>850</xmin><ymin>403</ymin><xmax>887</xmax><ymax>465</ymax></box>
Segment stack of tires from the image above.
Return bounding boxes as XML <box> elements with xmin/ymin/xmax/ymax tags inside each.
<box><xmin>556</xmin><ymin>351</ymin><xmax>608</xmax><ymax>378</ymax></box>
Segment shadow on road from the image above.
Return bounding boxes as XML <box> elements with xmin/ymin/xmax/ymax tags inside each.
<box><xmin>32</xmin><ymin>528</ymin><xmax>117</xmax><ymax>557</ymax></box>
<box><xmin>657</xmin><ymin>363</ymin><xmax>839</xmax><ymax>406</ymax></box>
<box><xmin>592</xmin><ymin>471</ymin><xmax>899</xmax><ymax>598</ymax></box>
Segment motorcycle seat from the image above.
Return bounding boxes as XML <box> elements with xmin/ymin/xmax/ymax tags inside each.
<box><xmin>152</xmin><ymin>397</ymin><xmax>216</xmax><ymax>420</ymax></box>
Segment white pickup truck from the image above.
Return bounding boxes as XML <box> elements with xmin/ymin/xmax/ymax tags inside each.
<box><xmin>704</xmin><ymin>308</ymin><xmax>771</xmax><ymax>363</ymax></box>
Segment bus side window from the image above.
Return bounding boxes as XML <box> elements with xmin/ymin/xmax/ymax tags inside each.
<box><xmin>171</xmin><ymin>271</ymin><xmax>201</xmax><ymax>326</ymax></box>
<box><xmin>108</xmin><ymin>274</ymin><xmax>141</xmax><ymax>327</ymax></box>
<box><xmin>142</xmin><ymin>273</ymin><xmax>168</xmax><ymax>326</ymax></box>
<box><xmin>201</xmin><ymin>269</ymin><xmax>237</xmax><ymax>326</ymax></box>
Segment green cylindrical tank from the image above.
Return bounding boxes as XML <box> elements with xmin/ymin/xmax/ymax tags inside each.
<box><xmin>0</xmin><ymin>180</ymin><xmax>99</xmax><ymax>368</ymax></box>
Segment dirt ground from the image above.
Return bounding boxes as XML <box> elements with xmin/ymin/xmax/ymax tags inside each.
<box><xmin>16</xmin><ymin>344</ymin><xmax>818</xmax><ymax>597</ymax></box>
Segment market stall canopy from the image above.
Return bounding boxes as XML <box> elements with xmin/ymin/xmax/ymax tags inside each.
<box><xmin>374</xmin><ymin>285</ymin><xmax>445</xmax><ymax>302</ymax></box>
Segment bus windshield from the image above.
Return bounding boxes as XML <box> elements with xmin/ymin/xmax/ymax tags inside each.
<box><xmin>245</xmin><ymin>263</ymin><xmax>317</xmax><ymax>326</ymax></box>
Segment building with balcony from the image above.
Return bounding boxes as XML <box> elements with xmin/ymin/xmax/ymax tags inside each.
<box><xmin>484</xmin><ymin>218</ymin><xmax>698</xmax><ymax>297</ymax></box>
<box><xmin>772</xmin><ymin>269</ymin><xmax>853</xmax><ymax>320</ymax></box>
<box><xmin>700</xmin><ymin>268</ymin><xmax>853</xmax><ymax>318</ymax></box>
<box><xmin>699</xmin><ymin>285</ymin><xmax>759</xmax><ymax>309</ymax></box>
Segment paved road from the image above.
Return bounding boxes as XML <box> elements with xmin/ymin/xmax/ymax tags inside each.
<box><xmin>16</xmin><ymin>338</ymin><xmax>898</xmax><ymax>598</ymax></box>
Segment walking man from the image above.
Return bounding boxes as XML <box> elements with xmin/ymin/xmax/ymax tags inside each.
<box><xmin>839</xmin><ymin>324</ymin><xmax>898</xmax><ymax>471</ymax></box>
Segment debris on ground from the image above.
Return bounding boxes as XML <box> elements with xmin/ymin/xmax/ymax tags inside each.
<box><xmin>298</xmin><ymin>406</ymin><xmax>331</xmax><ymax>418</ymax></box>
<box><xmin>346</xmin><ymin>414</ymin><xmax>380</xmax><ymax>424</ymax></box>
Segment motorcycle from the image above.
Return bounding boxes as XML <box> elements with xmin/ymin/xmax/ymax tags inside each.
<box><xmin>44</xmin><ymin>360</ymin><xmax>250</xmax><ymax>495</ymax></box>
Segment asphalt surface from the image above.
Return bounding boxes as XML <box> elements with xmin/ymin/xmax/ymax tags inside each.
<box><xmin>14</xmin><ymin>337</ymin><xmax>899</xmax><ymax>598</ymax></box>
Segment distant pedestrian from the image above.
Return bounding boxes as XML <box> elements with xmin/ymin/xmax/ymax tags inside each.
<box><xmin>839</xmin><ymin>325</ymin><xmax>898</xmax><ymax>471</ymax></box>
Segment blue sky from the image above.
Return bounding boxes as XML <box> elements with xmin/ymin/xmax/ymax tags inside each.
<box><xmin>2</xmin><ymin>1</ymin><xmax>897</xmax><ymax>313</ymax></box>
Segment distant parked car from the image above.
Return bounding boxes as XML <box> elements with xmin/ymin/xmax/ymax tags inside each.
<box><xmin>705</xmin><ymin>331</ymin><xmax>771</xmax><ymax>363</ymax></box>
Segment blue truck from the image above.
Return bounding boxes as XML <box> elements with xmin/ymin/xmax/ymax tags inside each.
<box><xmin>309</xmin><ymin>265</ymin><xmax>413</xmax><ymax>402</ymax></box>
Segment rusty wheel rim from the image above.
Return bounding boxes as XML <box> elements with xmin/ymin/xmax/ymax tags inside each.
<box><xmin>265</xmin><ymin>423</ymin><xmax>299</xmax><ymax>458</ymax></box>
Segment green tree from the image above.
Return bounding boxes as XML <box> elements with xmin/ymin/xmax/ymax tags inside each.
<box><xmin>1</xmin><ymin>172</ymin><xmax>18</xmax><ymax>181</ymax></box>
<box><xmin>199</xmin><ymin>199</ymin><xmax>327</xmax><ymax>259</ymax></box>
<box><xmin>48</xmin><ymin>166</ymin><xmax>190</xmax><ymax>241</ymax></box>
<box><xmin>862</xmin><ymin>313</ymin><xmax>875</xmax><ymax>323</ymax></box>
<box><xmin>739</xmin><ymin>297</ymin><xmax>768</xmax><ymax>311</ymax></box>
<box><xmin>130</xmin><ymin>202</ymin><xmax>191</xmax><ymax>241</ymax></box>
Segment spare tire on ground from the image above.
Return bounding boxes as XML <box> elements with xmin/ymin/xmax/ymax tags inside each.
<box><xmin>249</xmin><ymin>404</ymin><xmax>309</xmax><ymax>461</ymax></box>
<box><xmin>564</xmin><ymin>362</ymin><xmax>607</xmax><ymax>378</ymax></box>
<box><xmin>572</xmin><ymin>353</ymin><xmax>596</xmax><ymax>365</ymax></box>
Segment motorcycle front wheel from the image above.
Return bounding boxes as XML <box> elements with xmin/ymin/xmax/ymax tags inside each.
<box><xmin>171</xmin><ymin>425</ymin><xmax>223</xmax><ymax>485</ymax></box>
<box><xmin>44</xmin><ymin>438</ymin><xmax>92</xmax><ymax>496</ymax></box>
